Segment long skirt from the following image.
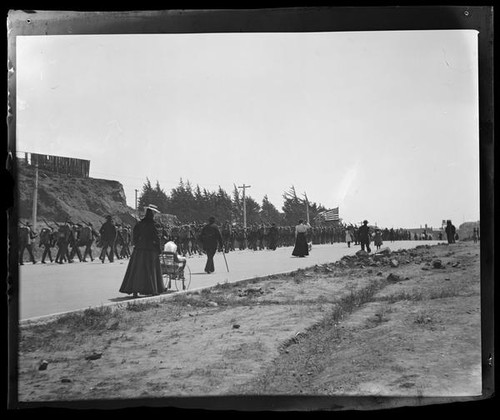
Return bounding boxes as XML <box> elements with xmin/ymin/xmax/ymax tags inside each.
<box><xmin>292</xmin><ymin>232</ymin><xmax>309</xmax><ymax>257</ymax></box>
<box><xmin>119</xmin><ymin>248</ymin><xmax>164</xmax><ymax>295</ymax></box>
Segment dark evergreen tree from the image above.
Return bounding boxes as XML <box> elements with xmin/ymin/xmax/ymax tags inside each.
<box><xmin>260</xmin><ymin>195</ymin><xmax>283</xmax><ymax>225</ymax></box>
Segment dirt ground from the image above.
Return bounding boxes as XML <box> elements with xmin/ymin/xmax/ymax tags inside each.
<box><xmin>16</xmin><ymin>241</ymin><xmax>483</xmax><ymax>410</ymax></box>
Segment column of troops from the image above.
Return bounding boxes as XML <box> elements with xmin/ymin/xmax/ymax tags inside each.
<box><xmin>18</xmin><ymin>217</ymin><xmax>416</xmax><ymax>265</ymax></box>
<box><xmin>18</xmin><ymin>217</ymin><xmax>133</xmax><ymax>265</ymax></box>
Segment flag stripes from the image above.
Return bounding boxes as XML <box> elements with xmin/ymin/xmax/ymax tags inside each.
<box><xmin>319</xmin><ymin>207</ymin><xmax>339</xmax><ymax>221</ymax></box>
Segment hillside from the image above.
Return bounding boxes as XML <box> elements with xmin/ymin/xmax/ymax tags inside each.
<box><xmin>17</xmin><ymin>160</ymin><xmax>139</xmax><ymax>227</ymax></box>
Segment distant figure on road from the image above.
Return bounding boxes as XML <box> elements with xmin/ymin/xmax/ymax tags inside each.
<box><xmin>345</xmin><ymin>228</ymin><xmax>353</xmax><ymax>248</ymax></box>
<box><xmin>374</xmin><ymin>229</ymin><xmax>383</xmax><ymax>251</ymax></box>
<box><xmin>120</xmin><ymin>205</ymin><xmax>164</xmax><ymax>297</ymax></box>
<box><xmin>99</xmin><ymin>215</ymin><xmax>117</xmax><ymax>263</ymax></box>
<box><xmin>358</xmin><ymin>220</ymin><xmax>371</xmax><ymax>253</ymax></box>
<box><xmin>445</xmin><ymin>220</ymin><xmax>456</xmax><ymax>244</ymax></box>
<box><xmin>199</xmin><ymin>216</ymin><xmax>223</xmax><ymax>274</ymax></box>
<box><xmin>473</xmin><ymin>227</ymin><xmax>479</xmax><ymax>243</ymax></box>
<box><xmin>292</xmin><ymin>219</ymin><xmax>310</xmax><ymax>257</ymax></box>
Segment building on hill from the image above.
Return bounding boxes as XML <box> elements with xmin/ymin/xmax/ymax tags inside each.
<box><xmin>18</xmin><ymin>151</ymin><xmax>90</xmax><ymax>178</ymax></box>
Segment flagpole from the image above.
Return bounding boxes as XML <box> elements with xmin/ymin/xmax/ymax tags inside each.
<box><xmin>303</xmin><ymin>193</ymin><xmax>310</xmax><ymax>224</ymax></box>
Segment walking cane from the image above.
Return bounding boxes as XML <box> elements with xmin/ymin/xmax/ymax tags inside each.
<box><xmin>222</xmin><ymin>250</ymin><xmax>229</xmax><ymax>273</ymax></box>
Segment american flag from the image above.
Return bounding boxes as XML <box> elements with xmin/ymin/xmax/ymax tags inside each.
<box><xmin>320</xmin><ymin>207</ymin><xmax>339</xmax><ymax>221</ymax></box>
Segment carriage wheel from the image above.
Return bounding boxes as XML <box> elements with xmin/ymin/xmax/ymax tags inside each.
<box><xmin>174</xmin><ymin>264</ymin><xmax>191</xmax><ymax>291</ymax></box>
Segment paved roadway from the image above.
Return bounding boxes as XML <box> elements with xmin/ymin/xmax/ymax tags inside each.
<box><xmin>18</xmin><ymin>240</ymin><xmax>441</xmax><ymax>321</ymax></box>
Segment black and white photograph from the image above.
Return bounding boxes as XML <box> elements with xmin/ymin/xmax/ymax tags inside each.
<box><xmin>6</xmin><ymin>7</ymin><xmax>494</xmax><ymax>411</ymax></box>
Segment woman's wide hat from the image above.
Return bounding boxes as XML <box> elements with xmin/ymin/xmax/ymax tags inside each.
<box><xmin>145</xmin><ymin>204</ymin><xmax>160</xmax><ymax>213</ymax></box>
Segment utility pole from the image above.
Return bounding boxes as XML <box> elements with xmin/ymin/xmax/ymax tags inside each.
<box><xmin>238</xmin><ymin>184</ymin><xmax>251</xmax><ymax>229</ymax></box>
<box><xmin>32</xmin><ymin>163</ymin><xmax>39</xmax><ymax>230</ymax></box>
<box><xmin>135</xmin><ymin>189</ymin><xmax>138</xmax><ymax>211</ymax></box>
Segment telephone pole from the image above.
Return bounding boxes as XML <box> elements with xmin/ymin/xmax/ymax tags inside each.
<box><xmin>32</xmin><ymin>163</ymin><xmax>39</xmax><ymax>230</ymax></box>
<box><xmin>238</xmin><ymin>184</ymin><xmax>251</xmax><ymax>229</ymax></box>
<box><xmin>135</xmin><ymin>189</ymin><xmax>138</xmax><ymax>211</ymax></box>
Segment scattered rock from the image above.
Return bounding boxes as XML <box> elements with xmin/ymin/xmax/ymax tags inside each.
<box><xmin>232</xmin><ymin>324</ymin><xmax>240</xmax><ymax>329</ymax></box>
<box><xmin>38</xmin><ymin>360</ymin><xmax>49</xmax><ymax>371</ymax></box>
<box><xmin>390</xmin><ymin>259</ymin><xmax>399</xmax><ymax>268</ymax></box>
<box><xmin>387</xmin><ymin>273</ymin><xmax>402</xmax><ymax>282</ymax></box>
<box><xmin>85</xmin><ymin>352</ymin><xmax>102</xmax><ymax>361</ymax></box>
<box><xmin>375</xmin><ymin>247</ymin><xmax>392</xmax><ymax>255</ymax></box>
<box><xmin>376</xmin><ymin>272</ymin><xmax>383</xmax><ymax>276</ymax></box>
<box><xmin>208</xmin><ymin>301</ymin><xmax>219</xmax><ymax>307</ymax></box>
<box><xmin>61</xmin><ymin>378</ymin><xmax>72</xmax><ymax>383</ymax></box>
<box><xmin>355</xmin><ymin>250</ymin><xmax>369</xmax><ymax>258</ymax></box>
<box><xmin>432</xmin><ymin>260</ymin><xmax>445</xmax><ymax>269</ymax></box>
<box><xmin>452</xmin><ymin>262</ymin><xmax>461</xmax><ymax>267</ymax></box>
<box><xmin>238</xmin><ymin>287</ymin><xmax>264</xmax><ymax>297</ymax></box>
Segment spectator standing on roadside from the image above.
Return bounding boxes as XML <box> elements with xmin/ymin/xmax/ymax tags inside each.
<box><xmin>119</xmin><ymin>205</ymin><xmax>164</xmax><ymax>297</ymax></box>
<box><xmin>199</xmin><ymin>216</ymin><xmax>223</xmax><ymax>274</ymax></box>
<box><xmin>345</xmin><ymin>228</ymin><xmax>353</xmax><ymax>248</ymax></box>
<box><xmin>445</xmin><ymin>220</ymin><xmax>456</xmax><ymax>244</ymax></box>
<box><xmin>358</xmin><ymin>220</ymin><xmax>371</xmax><ymax>253</ymax></box>
<box><xmin>292</xmin><ymin>219</ymin><xmax>310</xmax><ymax>257</ymax></box>
<box><xmin>374</xmin><ymin>229</ymin><xmax>383</xmax><ymax>251</ymax></box>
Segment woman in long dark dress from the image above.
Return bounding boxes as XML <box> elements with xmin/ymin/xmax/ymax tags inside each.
<box><xmin>119</xmin><ymin>205</ymin><xmax>164</xmax><ymax>297</ymax></box>
<box><xmin>292</xmin><ymin>219</ymin><xmax>310</xmax><ymax>257</ymax></box>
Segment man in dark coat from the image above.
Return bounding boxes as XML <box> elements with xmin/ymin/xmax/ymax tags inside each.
<box><xmin>445</xmin><ymin>220</ymin><xmax>456</xmax><ymax>244</ymax></box>
<box><xmin>199</xmin><ymin>216</ymin><xmax>223</xmax><ymax>274</ymax></box>
<box><xmin>99</xmin><ymin>215</ymin><xmax>117</xmax><ymax>263</ymax></box>
<box><xmin>268</xmin><ymin>223</ymin><xmax>279</xmax><ymax>250</ymax></box>
<box><xmin>358</xmin><ymin>220</ymin><xmax>371</xmax><ymax>253</ymax></box>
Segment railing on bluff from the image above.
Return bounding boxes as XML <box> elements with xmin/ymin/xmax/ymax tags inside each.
<box><xmin>17</xmin><ymin>152</ymin><xmax>90</xmax><ymax>178</ymax></box>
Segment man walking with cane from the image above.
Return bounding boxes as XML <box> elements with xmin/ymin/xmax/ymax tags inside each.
<box><xmin>199</xmin><ymin>216</ymin><xmax>224</xmax><ymax>274</ymax></box>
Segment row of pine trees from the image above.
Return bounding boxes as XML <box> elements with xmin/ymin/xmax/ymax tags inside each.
<box><xmin>138</xmin><ymin>178</ymin><xmax>329</xmax><ymax>226</ymax></box>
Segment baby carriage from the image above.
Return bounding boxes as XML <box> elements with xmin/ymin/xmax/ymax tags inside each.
<box><xmin>160</xmin><ymin>251</ymin><xmax>191</xmax><ymax>291</ymax></box>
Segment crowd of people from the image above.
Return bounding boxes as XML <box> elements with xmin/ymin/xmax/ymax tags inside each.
<box><xmin>18</xmin><ymin>211</ymin><xmax>468</xmax><ymax>300</ymax></box>
<box><xmin>17</xmin><ymin>214</ymin><xmax>462</xmax><ymax>266</ymax></box>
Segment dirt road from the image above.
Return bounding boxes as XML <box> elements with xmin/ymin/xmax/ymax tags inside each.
<box><xmin>19</xmin><ymin>240</ymin><xmax>437</xmax><ymax>320</ymax></box>
<box><xmin>17</xmin><ymin>241</ymin><xmax>483</xmax><ymax>410</ymax></box>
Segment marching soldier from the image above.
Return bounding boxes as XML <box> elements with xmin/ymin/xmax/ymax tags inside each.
<box><xmin>99</xmin><ymin>215</ymin><xmax>117</xmax><ymax>263</ymax></box>
<box><xmin>19</xmin><ymin>222</ymin><xmax>37</xmax><ymax>265</ymax></box>
<box><xmin>68</xmin><ymin>222</ymin><xmax>83</xmax><ymax>263</ymax></box>
<box><xmin>221</xmin><ymin>221</ymin><xmax>232</xmax><ymax>253</ymax></box>
<box><xmin>79</xmin><ymin>222</ymin><xmax>99</xmax><ymax>262</ymax></box>
<box><xmin>113</xmin><ymin>223</ymin><xmax>124</xmax><ymax>260</ymax></box>
<box><xmin>55</xmin><ymin>220</ymin><xmax>71</xmax><ymax>264</ymax></box>
<box><xmin>268</xmin><ymin>223</ymin><xmax>279</xmax><ymax>250</ymax></box>
<box><xmin>39</xmin><ymin>224</ymin><xmax>55</xmax><ymax>263</ymax></box>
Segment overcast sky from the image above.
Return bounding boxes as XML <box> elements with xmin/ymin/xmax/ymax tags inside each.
<box><xmin>16</xmin><ymin>30</ymin><xmax>479</xmax><ymax>228</ymax></box>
